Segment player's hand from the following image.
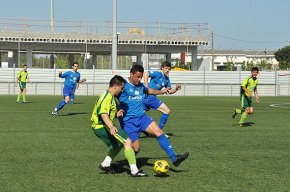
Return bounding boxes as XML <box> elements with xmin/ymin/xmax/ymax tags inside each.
<box><xmin>110</xmin><ymin>126</ymin><xmax>118</xmax><ymax>135</ymax></box>
<box><xmin>82</xmin><ymin>78</ymin><xmax>86</xmax><ymax>82</ymax></box>
<box><xmin>161</xmin><ymin>88</ymin><xmax>170</xmax><ymax>95</ymax></box>
<box><xmin>175</xmin><ymin>84</ymin><xmax>182</xmax><ymax>91</ymax></box>
<box><xmin>116</xmin><ymin>109</ymin><xmax>124</xmax><ymax>117</ymax></box>
<box><xmin>256</xmin><ymin>96</ymin><xmax>260</xmax><ymax>103</ymax></box>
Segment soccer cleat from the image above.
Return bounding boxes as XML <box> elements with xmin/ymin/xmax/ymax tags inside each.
<box><xmin>130</xmin><ymin>170</ymin><xmax>148</xmax><ymax>177</ymax></box>
<box><xmin>99</xmin><ymin>165</ymin><xmax>116</xmax><ymax>174</ymax></box>
<box><xmin>173</xmin><ymin>152</ymin><xmax>189</xmax><ymax>167</ymax></box>
<box><xmin>51</xmin><ymin>110</ymin><xmax>58</xmax><ymax>116</ymax></box>
<box><xmin>238</xmin><ymin>123</ymin><xmax>244</xmax><ymax>127</ymax></box>
<box><xmin>164</xmin><ymin>133</ymin><xmax>170</xmax><ymax>139</ymax></box>
<box><xmin>232</xmin><ymin>108</ymin><xmax>237</xmax><ymax>119</ymax></box>
<box><xmin>16</xmin><ymin>101</ymin><xmax>21</xmax><ymax>103</ymax></box>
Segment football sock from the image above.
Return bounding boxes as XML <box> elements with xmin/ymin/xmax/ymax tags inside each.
<box><xmin>157</xmin><ymin>134</ymin><xmax>176</xmax><ymax>162</ymax></box>
<box><xmin>108</xmin><ymin>146</ymin><xmax>122</xmax><ymax>160</ymax></box>
<box><xmin>22</xmin><ymin>94</ymin><xmax>26</xmax><ymax>102</ymax></box>
<box><xmin>235</xmin><ymin>108</ymin><xmax>242</xmax><ymax>114</ymax></box>
<box><xmin>101</xmin><ymin>156</ymin><xmax>112</xmax><ymax>167</ymax></box>
<box><xmin>17</xmin><ymin>93</ymin><xmax>21</xmax><ymax>101</ymax></box>
<box><xmin>56</xmin><ymin>100</ymin><xmax>68</xmax><ymax>111</ymax></box>
<box><xmin>124</xmin><ymin>148</ymin><xmax>138</xmax><ymax>174</ymax></box>
<box><xmin>239</xmin><ymin>112</ymin><xmax>247</xmax><ymax>124</ymax></box>
<box><xmin>71</xmin><ymin>94</ymin><xmax>75</xmax><ymax>101</ymax></box>
<box><xmin>159</xmin><ymin>114</ymin><xmax>169</xmax><ymax>129</ymax></box>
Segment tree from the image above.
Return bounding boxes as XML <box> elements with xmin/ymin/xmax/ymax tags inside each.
<box><xmin>274</xmin><ymin>45</ymin><xmax>290</xmax><ymax>70</ymax></box>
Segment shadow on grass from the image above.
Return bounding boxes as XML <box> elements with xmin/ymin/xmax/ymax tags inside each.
<box><xmin>232</xmin><ymin>122</ymin><xmax>255</xmax><ymax>128</ymax></box>
<box><xmin>58</xmin><ymin>112</ymin><xmax>89</xmax><ymax>116</ymax></box>
<box><xmin>139</xmin><ymin>132</ymin><xmax>175</xmax><ymax>139</ymax></box>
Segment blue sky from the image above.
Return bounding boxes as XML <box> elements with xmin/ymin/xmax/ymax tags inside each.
<box><xmin>1</xmin><ymin>0</ymin><xmax>290</xmax><ymax>51</ymax></box>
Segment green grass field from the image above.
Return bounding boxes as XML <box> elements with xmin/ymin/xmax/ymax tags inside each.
<box><xmin>1</xmin><ymin>95</ymin><xmax>290</xmax><ymax>192</ymax></box>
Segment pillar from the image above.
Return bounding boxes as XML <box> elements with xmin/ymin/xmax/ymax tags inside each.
<box><xmin>137</xmin><ymin>54</ymin><xmax>143</xmax><ymax>66</ymax></box>
<box><xmin>166</xmin><ymin>53</ymin><xmax>172</xmax><ymax>63</ymax></box>
<box><xmin>50</xmin><ymin>54</ymin><xmax>55</xmax><ymax>69</ymax></box>
<box><xmin>68</xmin><ymin>54</ymin><xmax>74</xmax><ymax>68</ymax></box>
<box><xmin>0</xmin><ymin>52</ymin><xmax>2</xmax><ymax>68</ymax></box>
<box><xmin>8</xmin><ymin>51</ymin><xmax>14</xmax><ymax>68</ymax></box>
<box><xmin>191</xmin><ymin>47</ymin><xmax>198</xmax><ymax>71</ymax></box>
<box><xmin>13</xmin><ymin>50</ymin><xmax>18</xmax><ymax>68</ymax></box>
<box><xmin>26</xmin><ymin>48</ymin><xmax>33</xmax><ymax>68</ymax></box>
<box><xmin>92</xmin><ymin>52</ymin><xmax>97</xmax><ymax>69</ymax></box>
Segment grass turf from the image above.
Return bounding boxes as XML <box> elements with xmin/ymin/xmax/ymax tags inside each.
<box><xmin>1</xmin><ymin>95</ymin><xmax>290</xmax><ymax>192</ymax></box>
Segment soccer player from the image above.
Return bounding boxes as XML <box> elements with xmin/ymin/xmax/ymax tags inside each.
<box><xmin>51</xmin><ymin>62</ymin><xmax>86</xmax><ymax>116</ymax></box>
<box><xmin>143</xmin><ymin>61</ymin><xmax>181</xmax><ymax>138</ymax></box>
<box><xmin>16</xmin><ymin>64</ymin><xmax>32</xmax><ymax>103</ymax></box>
<box><xmin>232</xmin><ymin>67</ymin><xmax>260</xmax><ymax>127</ymax></box>
<box><xmin>91</xmin><ymin>75</ymin><xmax>147</xmax><ymax>177</ymax></box>
<box><xmin>119</xmin><ymin>65</ymin><xmax>189</xmax><ymax>167</ymax></box>
<box><xmin>70</xmin><ymin>80</ymin><xmax>86</xmax><ymax>104</ymax></box>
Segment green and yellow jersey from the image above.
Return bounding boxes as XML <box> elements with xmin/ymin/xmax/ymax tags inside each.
<box><xmin>17</xmin><ymin>70</ymin><xmax>29</xmax><ymax>82</ymax></box>
<box><xmin>240</xmin><ymin>76</ymin><xmax>258</xmax><ymax>97</ymax></box>
<box><xmin>91</xmin><ymin>91</ymin><xmax>117</xmax><ymax>129</ymax></box>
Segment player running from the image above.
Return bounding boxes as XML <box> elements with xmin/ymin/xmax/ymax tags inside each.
<box><xmin>232</xmin><ymin>67</ymin><xmax>260</xmax><ymax>127</ymax></box>
<box><xmin>16</xmin><ymin>65</ymin><xmax>32</xmax><ymax>103</ymax></box>
<box><xmin>143</xmin><ymin>61</ymin><xmax>181</xmax><ymax>138</ymax></box>
<box><xmin>119</xmin><ymin>65</ymin><xmax>189</xmax><ymax>167</ymax></box>
<box><xmin>91</xmin><ymin>75</ymin><xmax>147</xmax><ymax>177</ymax></box>
<box><xmin>51</xmin><ymin>62</ymin><xmax>86</xmax><ymax>116</ymax></box>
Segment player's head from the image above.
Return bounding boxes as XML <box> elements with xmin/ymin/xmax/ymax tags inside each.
<box><xmin>160</xmin><ymin>61</ymin><xmax>172</xmax><ymax>76</ymax></box>
<box><xmin>23</xmin><ymin>64</ymin><xmax>28</xmax><ymax>71</ymax></box>
<box><xmin>109</xmin><ymin>75</ymin><xmax>126</xmax><ymax>95</ymax></box>
<box><xmin>72</xmin><ymin>62</ymin><xmax>79</xmax><ymax>72</ymax></box>
<box><xmin>251</xmin><ymin>67</ymin><xmax>259</xmax><ymax>79</ymax></box>
<box><xmin>129</xmin><ymin>65</ymin><xmax>144</xmax><ymax>85</ymax></box>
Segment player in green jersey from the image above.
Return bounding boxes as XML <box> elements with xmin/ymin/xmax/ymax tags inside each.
<box><xmin>91</xmin><ymin>75</ymin><xmax>147</xmax><ymax>177</ymax></box>
<box><xmin>16</xmin><ymin>65</ymin><xmax>32</xmax><ymax>103</ymax></box>
<box><xmin>232</xmin><ymin>67</ymin><xmax>260</xmax><ymax>127</ymax></box>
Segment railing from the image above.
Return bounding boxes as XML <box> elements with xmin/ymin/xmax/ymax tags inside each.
<box><xmin>0</xmin><ymin>81</ymin><xmax>284</xmax><ymax>96</ymax></box>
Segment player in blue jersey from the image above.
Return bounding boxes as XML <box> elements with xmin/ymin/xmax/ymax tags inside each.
<box><xmin>119</xmin><ymin>65</ymin><xmax>189</xmax><ymax>167</ymax></box>
<box><xmin>143</xmin><ymin>61</ymin><xmax>181</xmax><ymax>138</ymax></box>
<box><xmin>51</xmin><ymin>62</ymin><xmax>86</xmax><ymax>116</ymax></box>
<box><xmin>70</xmin><ymin>80</ymin><xmax>86</xmax><ymax>104</ymax></box>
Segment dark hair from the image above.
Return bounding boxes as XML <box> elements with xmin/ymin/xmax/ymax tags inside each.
<box><xmin>109</xmin><ymin>75</ymin><xmax>126</xmax><ymax>87</ymax></box>
<box><xmin>160</xmin><ymin>61</ymin><xmax>172</xmax><ymax>69</ymax></box>
<box><xmin>130</xmin><ymin>64</ymin><xmax>144</xmax><ymax>74</ymax></box>
<box><xmin>23</xmin><ymin>65</ymin><xmax>27</xmax><ymax>67</ymax></box>
<box><xmin>72</xmin><ymin>62</ymin><xmax>79</xmax><ymax>66</ymax></box>
<box><xmin>251</xmin><ymin>67</ymin><xmax>259</xmax><ymax>72</ymax></box>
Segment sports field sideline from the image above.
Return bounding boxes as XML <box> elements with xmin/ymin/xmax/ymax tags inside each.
<box><xmin>1</xmin><ymin>95</ymin><xmax>290</xmax><ymax>192</ymax></box>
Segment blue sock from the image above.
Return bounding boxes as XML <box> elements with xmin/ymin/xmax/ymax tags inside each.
<box><xmin>157</xmin><ymin>134</ymin><xmax>176</xmax><ymax>162</ymax></box>
<box><xmin>56</xmin><ymin>100</ymin><xmax>67</xmax><ymax>111</ymax></box>
<box><xmin>71</xmin><ymin>94</ymin><xmax>75</xmax><ymax>101</ymax></box>
<box><xmin>159</xmin><ymin>114</ymin><xmax>169</xmax><ymax>129</ymax></box>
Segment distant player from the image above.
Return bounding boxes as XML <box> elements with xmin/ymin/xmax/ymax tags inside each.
<box><xmin>119</xmin><ymin>65</ymin><xmax>189</xmax><ymax>167</ymax></box>
<box><xmin>143</xmin><ymin>61</ymin><xmax>181</xmax><ymax>138</ymax></box>
<box><xmin>51</xmin><ymin>62</ymin><xmax>86</xmax><ymax>116</ymax></box>
<box><xmin>16</xmin><ymin>64</ymin><xmax>32</xmax><ymax>103</ymax></box>
<box><xmin>91</xmin><ymin>75</ymin><xmax>147</xmax><ymax>177</ymax></box>
<box><xmin>232</xmin><ymin>67</ymin><xmax>260</xmax><ymax>127</ymax></box>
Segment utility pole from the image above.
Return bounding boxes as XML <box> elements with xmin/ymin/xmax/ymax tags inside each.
<box><xmin>112</xmin><ymin>0</ymin><xmax>117</xmax><ymax>70</ymax></box>
<box><xmin>211</xmin><ymin>31</ymin><xmax>214</xmax><ymax>71</ymax></box>
<box><xmin>50</xmin><ymin>0</ymin><xmax>55</xmax><ymax>32</ymax></box>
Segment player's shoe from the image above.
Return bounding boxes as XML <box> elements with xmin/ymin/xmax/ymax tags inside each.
<box><xmin>238</xmin><ymin>123</ymin><xmax>244</xmax><ymax>127</ymax></box>
<box><xmin>173</xmin><ymin>152</ymin><xmax>189</xmax><ymax>167</ymax></box>
<box><xmin>232</xmin><ymin>108</ymin><xmax>237</xmax><ymax>119</ymax></box>
<box><xmin>99</xmin><ymin>165</ymin><xmax>116</xmax><ymax>174</ymax></box>
<box><xmin>165</xmin><ymin>133</ymin><xmax>170</xmax><ymax>139</ymax></box>
<box><xmin>51</xmin><ymin>110</ymin><xmax>58</xmax><ymax>116</ymax></box>
<box><xmin>70</xmin><ymin>100</ymin><xmax>74</xmax><ymax>104</ymax></box>
<box><xmin>130</xmin><ymin>170</ymin><xmax>148</xmax><ymax>177</ymax></box>
<box><xmin>16</xmin><ymin>101</ymin><xmax>21</xmax><ymax>103</ymax></box>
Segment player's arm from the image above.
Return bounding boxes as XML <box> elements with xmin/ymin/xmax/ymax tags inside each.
<box><xmin>143</xmin><ymin>71</ymin><xmax>150</xmax><ymax>87</ymax></box>
<box><xmin>241</xmin><ymin>86</ymin><xmax>251</xmax><ymax>97</ymax></box>
<box><xmin>27</xmin><ymin>75</ymin><xmax>32</xmax><ymax>84</ymax></box>
<box><xmin>76</xmin><ymin>78</ymin><xmax>86</xmax><ymax>89</ymax></box>
<box><xmin>15</xmin><ymin>72</ymin><xmax>21</xmax><ymax>86</ymax></box>
<box><xmin>167</xmin><ymin>84</ymin><xmax>182</xmax><ymax>94</ymax></box>
<box><xmin>148</xmin><ymin>87</ymin><xmax>168</xmax><ymax>95</ymax></box>
<box><xmin>58</xmin><ymin>71</ymin><xmax>63</xmax><ymax>78</ymax></box>
<box><xmin>100</xmin><ymin>113</ymin><xmax>118</xmax><ymax>135</ymax></box>
<box><xmin>254</xmin><ymin>86</ymin><xmax>260</xmax><ymax>103</ymax></box>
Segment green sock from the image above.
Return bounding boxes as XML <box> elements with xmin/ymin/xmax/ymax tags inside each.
<box><xmin>17</xmin><ymin>93</ymin><xmax>21</xmax><ymax>101</ymax></box>
<box><xmin>108</xmin><ymin>146</ymin><xmax>122</xmax><ymax>160</ymax></box>
<box><xmin>239</xmin><ymin>112</ymin><xmax>247</xmax><ymax>124</ymax></box>
<box><xmin>124</xmin><ymin>148</ymin><xmax>136</xmax><ymax>165</ymax></box>
<box><xmin>235</xmin><ymin>108</ymin><xmax>242</xmax><ymax>114</ymax></box>
<box><xmin>23</xmin><ymin>94</ymin><xmax>26</xmax><ymax>102</ymax></box>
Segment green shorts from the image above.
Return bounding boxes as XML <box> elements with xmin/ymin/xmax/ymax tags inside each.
<box><xmin>19</xmin><ymin>82</ymin><xmax>27</xmax><ymax>90</ymax></box>
<box><xmin>92</xmin><ymin>127</ymin><xmax>128</xmax><ymax>150</ymax></box>
<box><xmin>240</xmin><ymin>94</ymin><xmax>252</xmax><ymax>109</ymax></box>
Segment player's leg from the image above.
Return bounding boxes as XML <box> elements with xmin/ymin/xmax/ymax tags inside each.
<box><xmin>116</xmin><ymin>131</ymin><xmax>147</xmax><ymax>177</ymax></box>
<box><xmin>22</xmin><ymin>87</ymin><xmax>27</xmax><ymax>103</ymax></box>
<box><xmin>142</xmin><ymin>114</ymin><xmax>189</xmax><ymax>166</ymax></box>
<box><xmin>70</xmin><ymin>90</ymin><xmax>75</xmax><ymax>104</ymax></box>
<box><xmin>156</xmin><ymin>103</ymin><xmax>170</xmax><ymax>129</ymax></box>
<box><xmin>93</xmin><ymin>127</ymin><xmax>123</xmax><ymax>174</ymax></box>
<box><xmin>239</xmin><ymin>96</ymin><xmax>252</xmax><ymax>126</ymax></box>
<box><xmin>232</xmin><ymin>95</ymin><xmax>243</xmax><ymax>118</ymax></box>
<box><xmin>16</xmin><ymin>82</ymin><xmax>23</xmax><ymax>103</ymax></box>
<box><xmin>52</xmin><ymin>87</ymin><xmax>71</xmax><ymax>115</ymax></box>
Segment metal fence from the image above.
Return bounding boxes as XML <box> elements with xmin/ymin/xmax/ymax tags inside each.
<box><xmin>1</xmin><ymin>68</ymin><xmax>290</xmax><ymax>96</ymax></box>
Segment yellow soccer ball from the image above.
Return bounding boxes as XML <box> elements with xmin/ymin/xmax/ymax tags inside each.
<box><xmin>153</xmin><ymin>160</ymin><xmax>169</xmax><ymax>176</ymax></box>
